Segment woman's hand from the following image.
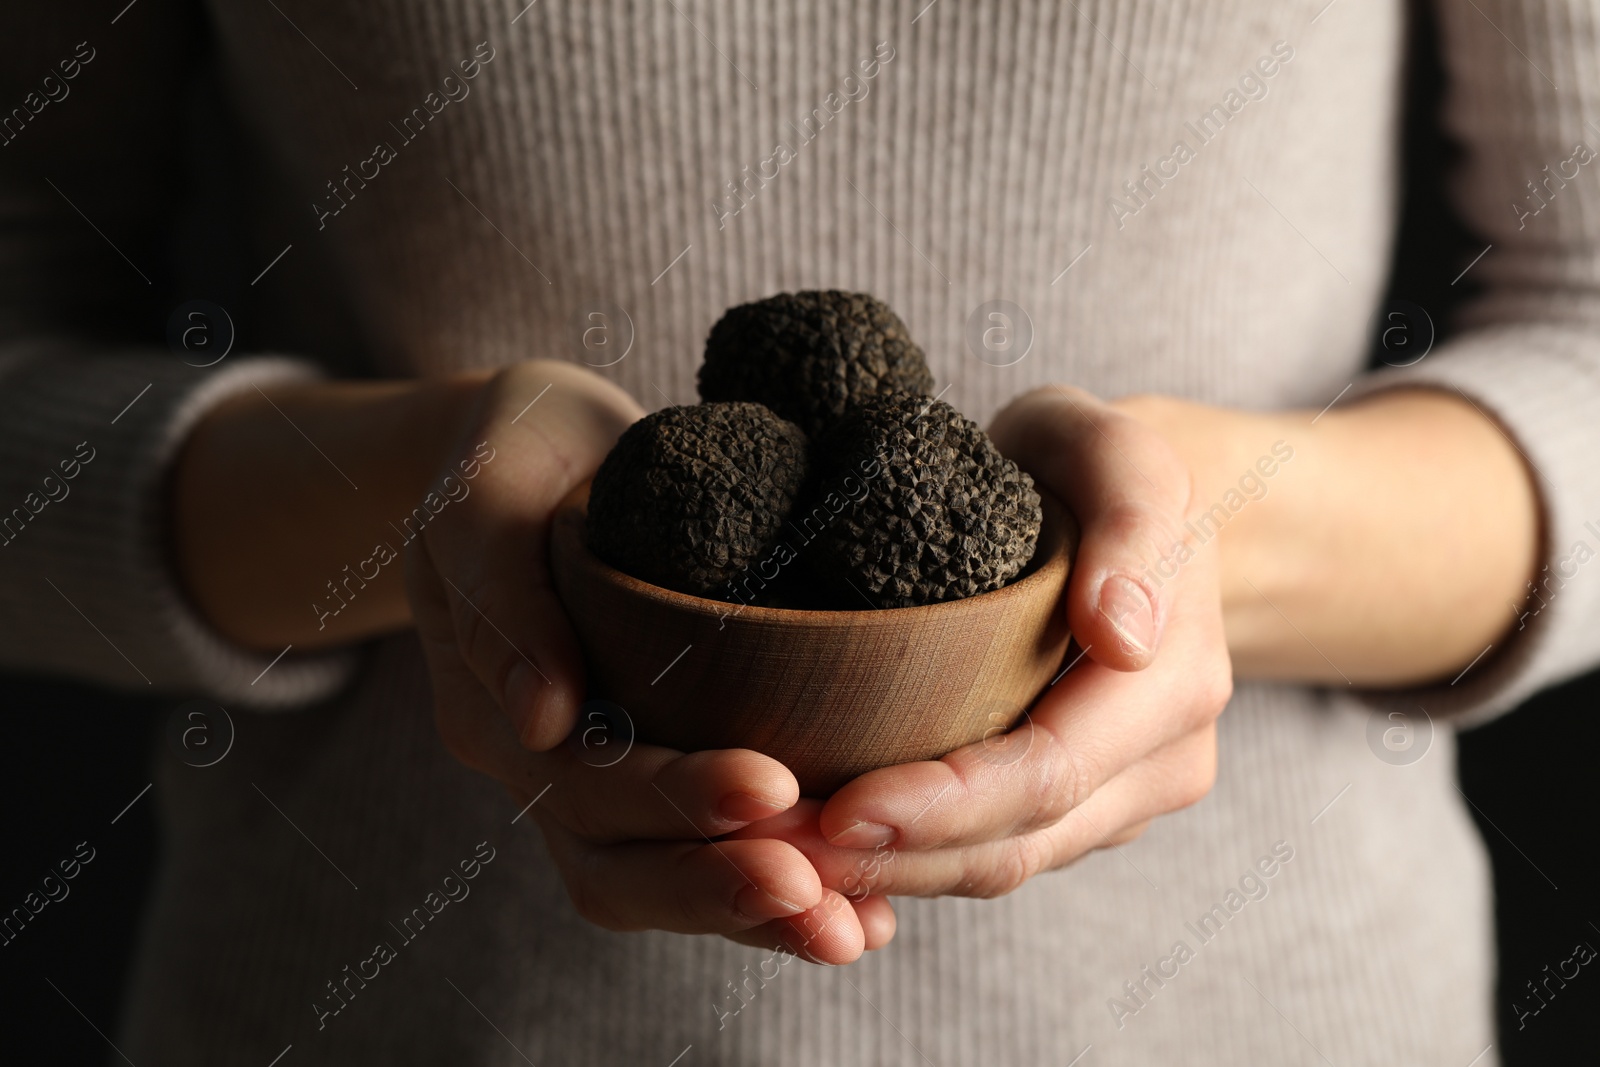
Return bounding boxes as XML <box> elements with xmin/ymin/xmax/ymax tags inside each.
<box><xmin>728</xmin><ymin>385</ymin><xmax>1232</xmax><ymax>941</ymax></box>
<box><xmin>176</xmin><ymin>357</ymin><xmax>878</xmax><ymax>957</ymax></box>
<box><xmin>403</xmin><ymin>361</ymin><xmax>879</xmax><ymax>959</ymax></box>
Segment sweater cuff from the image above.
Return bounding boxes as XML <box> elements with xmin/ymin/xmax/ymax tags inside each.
<box><xmin>1343</xmin><ymin>323</ymin><xmax>1600</xmax><ymax>727</ymax></box>
<box><xmin>0</xmin><ymin>339</ymin><xmax>359</xmax><ymax>708</ymax></box>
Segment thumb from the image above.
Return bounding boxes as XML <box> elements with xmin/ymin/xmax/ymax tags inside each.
<box><xmin>989</xmin><ymin>386</ymin><xmax>1192</xmax><ymax>672</ymax></box>
<box><xmin>416</xmin><ymin>463</ymin><xmax>589</xmax><ymax>751</ymax></box>
<box><xmin>442</xmin><ymin>524</ymin><xmax>586</xmax><ymax>751</ymax></box>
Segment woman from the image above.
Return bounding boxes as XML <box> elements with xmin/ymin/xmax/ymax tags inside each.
<box><xmin>2</xmin><ymin>1</ymin><xmax>1595</xmax><ymax>1063</ymax></box>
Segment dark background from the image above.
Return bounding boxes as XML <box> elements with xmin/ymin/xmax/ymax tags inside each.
<box><xmin>2</xmin><ymin>1</ymin><xmax>1597</xmax><ymax>1063</ymax></box>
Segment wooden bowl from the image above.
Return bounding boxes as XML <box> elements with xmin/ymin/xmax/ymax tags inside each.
<box><xmin>550</xmin><ymin>485</ymin><xmax>1077</xmax><ymax>795</ymax></box>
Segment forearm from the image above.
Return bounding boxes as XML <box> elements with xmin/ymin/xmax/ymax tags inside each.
<box><xmin>1115</xmin><ymin>389</ymin><xmax>1540</xmax><ymax>686</ymax></box>
<box><xmin>170</xmin><ymin>371</ymin><xmax>490</xmax><ymax>651</ymax></box>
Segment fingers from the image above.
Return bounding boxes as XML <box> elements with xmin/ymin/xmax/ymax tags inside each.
<box><xmin>820</xmin><ymin>592</ymin><xmax>1229</xmax><ymax>852</ymax></box>
<box><xmin>430</xmin><ymin>508</ymin><xmax>587</xmax><ymax>752</ymax></box>
<box><xmin>413</xmin><ymin>663</ymin><xmax>801</xmax><ymax>843</ymax></box>
<box><xmin>536</xmin><ymin>823</ymin><xmax>822</xmax><ymax>935</ymax></box>
<box><xmin>722</xmin><ymin>895</ymin><xmax>893</xmax><ymax>960</ymax></box>
<box><xmin>730</xmin><ymin>803</ymin><xmax>912</xmax><ymax>900</ymax></box>
<box><xmin>714</xmin><ymin>801</ymin><xmax>893</xmax><ymax>964</ymax></box>
<box><xmin>405</xmin><ymin>500</ymin><xmax>583</xmax><ymax>753</ymax></box>
<box><xmin>772</xmin><ymin>726</ymin><xmax>1217</xmax><ymax>899</ymax></box>
<box><xmin>723</xmin><ymin>890</ymin><xmax>873</xmax><ymax>965</ymax></box>
<box><xmin>989</xmin><ymin>386</ymin><xmax>1193</xmax><ymax>671</ymax></box>
<box><xmin>408</xmin><ymin>541</ymin><xmax>527</xmax><ymax>780</ymax></box>
<box><xmin>536</xmin><ymin>745</ymin><xmax>801</xmax><ymax>843</ymax></box>
<box><xmin>852</xmin><ymin>894</ymin><xmax>898</xmax><ymax>950</ymax></box>
<box><xmin>413</xmin><ymin>548</ymin><xmax>802</xmax><ymax>839</ymax></box>
<box><xmin>1106</xmin><ymin>819</ymin><xmax>1152</xmax><ymax>846</ymax></box>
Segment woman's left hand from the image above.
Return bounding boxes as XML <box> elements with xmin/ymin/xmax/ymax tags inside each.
<box><xmin>726</xmin><ymin>385</ymin><xmax>1233</xmax><ymax>957</ymax></box>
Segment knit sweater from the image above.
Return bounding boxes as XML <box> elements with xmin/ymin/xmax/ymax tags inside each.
<box><xmin>4</xmin><ymin>2</ymin><xmax>1600</xmax><ymax>1064</ymax></box>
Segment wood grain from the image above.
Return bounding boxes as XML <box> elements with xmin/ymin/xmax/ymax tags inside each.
<box><xmin>551</xmin><ymin>485</ymin><xmax>1077</xmax><ymax>796</ymax></box>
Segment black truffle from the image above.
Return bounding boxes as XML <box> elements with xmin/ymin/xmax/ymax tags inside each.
<box><xmin>585</xmin><ymin>402</ymin><xmax>810</xmax><ymax>599</ymax></box>
<box><xmin>699</xmin><ymin>290</ymin><xmax>936</xmax><ymax>437</ymax></box>
<box><xmin>807</xmin><ymin>392</ymin><xmax>1041</xmax><ymax>608</ymax></box>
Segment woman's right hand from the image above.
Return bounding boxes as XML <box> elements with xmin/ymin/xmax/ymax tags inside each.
<box><xmin>403</xmin><ymin>360</ymin><xmax>872</xmax><ymax>959</ymax></box>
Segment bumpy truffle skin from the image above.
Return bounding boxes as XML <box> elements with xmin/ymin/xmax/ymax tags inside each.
<box><xmin>699</xmin><ymin>290</ymin><xmax>936</xmax><ymax>437</ymax></box>
<box><xmin>808</xmin><ymin>393</ymin><xmax>1042</xmax><ymax>608</ymax></box>
<box><xmin>585</xmin><ymin>402</ymin><xmax>810</xmax><ymax>599</ymax></box>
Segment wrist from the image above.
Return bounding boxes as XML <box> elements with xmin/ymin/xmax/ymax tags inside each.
<box><xmin>171</xmin><ymin>369</ymin><xmax>493</xmax><ymax>650</ymax></box>
<box><xmin>1114</xmin><ymin>388</ymin><xmax>1540</xmax><ymax>685</ymax></box>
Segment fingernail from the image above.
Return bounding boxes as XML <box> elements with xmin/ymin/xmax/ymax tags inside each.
<box><xmin>734</xmin><ymin>884</ymin><xmax>806</xmax><ymax>922</ymax></box>
<box><xmin>827</xmin><ymin>821</ymin><xmax>898</xmax><ymax>849</ymax></box>
<box><xmin>718</xmin><ymin>792</ymin><xmax>789</xmax><ymax>823</ymax></box>
<box><xmin>1098</xmin><ymin>575</ymin><xmax>1156</xmax><ymax>655</ymax></box>
<box><xmin>504</xmin><ymin>661</ymin><xmax>544</xmax><ymax>742</ymax></box>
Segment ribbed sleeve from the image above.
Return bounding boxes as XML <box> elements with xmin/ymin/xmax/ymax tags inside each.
<box><xmin>1349</xmin><ymin>0</ymin><xmax>1600</xmax><ymax>726</ymax></box>
<box><xmin>0</xmin><ymin>345</ymin><xmax>358</xmax><ymax>706</ymax></box>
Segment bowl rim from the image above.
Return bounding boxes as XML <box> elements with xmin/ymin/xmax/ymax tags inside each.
<box><xmin>553</xmin><ymin>483</ymin><xmax>1075</xmax><ymax>627</ymax></box>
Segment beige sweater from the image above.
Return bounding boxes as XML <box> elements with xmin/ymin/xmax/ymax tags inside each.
<box><xmin>5</xmin><ymin>1</ymin><xmax>1600</xmax><ymax>1063</ymax></box>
